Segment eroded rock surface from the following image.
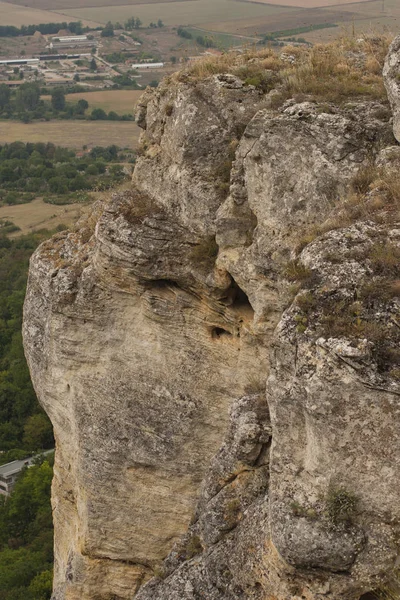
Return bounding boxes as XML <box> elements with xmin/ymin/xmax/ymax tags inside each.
<box><xmin>24</xmin><ymin>39</ymin><xmax>400</xmax><ymax>600</ymax></box>
<box><xmin>384</xmin><ymin>35</ymin><xmax>400</xmax><ymax>142</ymax></box>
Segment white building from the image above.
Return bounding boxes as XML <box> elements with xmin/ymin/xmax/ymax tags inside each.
<box><xmin>0</xmin><ymin>449</ymin><xmax>54</xmax><ymax>496</ymax></box>
<box><xmin>130</xmin><ymin>62</ymin><xmax>164</xmax><ymax>70</ymax></box>
<box><xmin>0</xmin><ymin>58</ymin><xmax>39</xmax><ymax>66</ymax></box>
<box><xmin>52</xmin><ymin>36</ymin><xmax>88</xmax><ymax>43</ymax></box>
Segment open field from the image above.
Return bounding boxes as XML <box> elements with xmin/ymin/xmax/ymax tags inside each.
<box><xmin>0</xmin><ymin>181</ymin><xmax>133</xmax><ymax>236</ymax></box>
<box><xmin>0</xmin><ymin>197</ymin><xmax>85</xmax><ymax>235</ymax></box>
<box><xmin>42</xmin><ymin>90</ymin><xmax>143</xmax><ymax>114</ymax></box>
<box><xmin>201</xmin><ymin>8</ymin><xmax>358</xmax><ymax>35</ymax></box>
<box><xmin>7</xmin><ymin>0</ymin><xmax>190</xmax><ymax>7</ymax></box>
<box><xmin>0</xmin><ymin>120</ymin><xmax>140</xmax><ymax>149</ymax></box>
<box><xmin>0</xmin><ymin>0</ymin><xmax>100</xmax><ymax>26</ymax></box>
<box><xmin>51</xmin><ymin>0</ymin><xmax>296</xmax><ymax>27</ymax></box>
<box><xmin>179</xmin><ymin>26</ymin><xmax>257</xmax><ymax>48</ymax></box>
<box><xmin>242</xmin><ymin>0</ymin><xmax>372</xmax><ymax>7</ymax></box>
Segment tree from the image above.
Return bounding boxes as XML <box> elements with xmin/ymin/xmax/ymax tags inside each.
<box><xmin>15</xmin><ymin>83</ymin><xmax>40</xmax><ymax>111</ymax></box>
<box><xmin>49</xmin><ymin>176</ymin><xmax>68</xmax><ymax>193</ymax></box>
<box><xmin>101</xmin><ymin>21</ymin><xmax>114</xmax><ymax>37</ymax></box>
<box><xmin>22</xmin><ymin>413</ymin><xmax>53</xmax><ymax>451</ymax></box>
<box><xmin>73</xmin><ymin>73</ymin><xmax>80</xmax><ymax>82</ymax></box>
<box><xmin>28</xmin><ymin>570</ymin><xmax>53</xmax><ymax>600</ymax></box>
<box><xmin>0</xmin><ymin>84</ymin><xmax>10</xmax><ymax>110</ymax></box>
<box><xmin>76</xmin><ymin>98</ymin><xmax>88</xmax><ymax>114</ymax></box>
<box><xmin>50</xmin><ymin>88</ymin><xmax>65</xmax><ymax>111</ymax></box>
<box><xmin>157</xmin><ymin>19</ymin><xmax>164</xmax><ymax>27</ymax></box>
<box><xmin>90</xmin><ymin>107</ymin><xmax>107</xmax><ymax>120</ymax></box>
<box><xmin>90</xmin><ymin>57</ymin><xmax>97</xmax><ymax>71</ymax></box>
<box><xmin>124</xmin><ymin>17</ymin><xmax>136</xmax><ymax>30</ymax></box>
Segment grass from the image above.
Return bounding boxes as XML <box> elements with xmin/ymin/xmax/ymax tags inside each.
<box><xmin>184</xmin><ymin>534</ymin><xmax>203</xmax><ymax>560</ymax></box>
<box><xmin>0</xmin><ymin>120</ymin><xmax>140</xmax><ymax>149</ymax></box>
<box><xmin>0</xmin><ymin>197</ymin><xmax>84</xmax><ymax>235</ymax></box>
<box><xmin>284</xmin><ymin>260</ymin><xmax>313</xmax><ymax>283</ymax></box>
<box><xmin>42</xmin><ymin>90</ymin><xmax>143</xmax><ymax>115</ymax></box>
<box><xmin>296</xmin><ymin>159</ymin><xmax>400</xmax><ymax>255</ymax></box>
<box><xmin>325</xmin><ymin>486</ymin><xmax>358</xmax><ymax>527</ymax></box>
<box><xmin>175</xmin><ymin>35</ymin><xmax>389</xmax><ymax>106</ymax></box>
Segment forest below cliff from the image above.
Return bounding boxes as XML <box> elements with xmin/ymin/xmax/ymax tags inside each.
<box><xmin>0</xmin><ymin>230</ymin><xmax>56</xmax><ymax>600</ymax></box>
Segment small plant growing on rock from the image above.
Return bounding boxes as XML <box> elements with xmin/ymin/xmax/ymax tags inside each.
<box><xmin>351</xmin><ymin>164</ymin><xmax>379</xmax><ymax>195</ymax></box>
<box><xmin>291</xmin><ymin>501</ymin><xmax>317</xmax><ymax>520</ymax></box>
<box><xmin>368</xmin><ymin>242</ymin><xmax>400</xmax><ymax>276</ymax></box>
<box><xmin>296</xmin><ymin>290</ymin><xmax>317</xmax><ymax>314</ymax></box>
<box><xmin>224</xmin><ymin>498</ymin><xmax>241</xmax><ymax>525</ymax></box>
<box><xmin>294</xmin><ymin>314</ymin><xmax>308</xmax><ymax>333</ymax></box>
<box><xmin>184</xmin><ymin>534</ymin><xmax>203</xmax><ymax>559</ymax></box>
<box><xmin>153</xmin><ymin>564</ymin><xmax>167</xmax><ymax>579</ymax></box>
<box><xmin>325</xmin><ymin>486</ymin><xmax>358</xmax><ymax>527</ymax></box>
<box><xmin>190</xmin><ymin>237</ymin><xmax>218</xmax><ymax>268</ymax></box>
<box><xmin>284</xmin><ymin>260</ymin><xmax>313</xmax><ymax>283</ymax></box>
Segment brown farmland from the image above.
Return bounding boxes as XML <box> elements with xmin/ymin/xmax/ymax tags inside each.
<box><xmin>0</xmin><ymin>0</ymin><xmax>99</xmax><ymax>26</ymax></box>
<box><xmin>0</xmin><ymin>197</ymin><xmax>85</xmax><ymax>236</ymax></box>
<box><xmin>201</xmin><ymin>7</ymin><xmax>360</xmax><ymax>36</ymax></box>
<box><xmin>241</xmin><ymin>0</ymin><xmax>373</xmax><ymax>7</ymax></box>
<box><xmin>5</xmin><ymin>0</ymin><xmax>190</xmax><ymax>8</ymax></box>
<box><xmin>0</xmin><ymin>120</ymin><xmax>141</xmax><ymax>149</ymax></box>
<box><xmin>42</xmin><ymin>90</ymin><xmax>144</xmax><ymax>115</ymax></box>
<box><xmin>46</xmin><ymin>0</ymin><xmax>295</xmax><ymax>28</ymax></box>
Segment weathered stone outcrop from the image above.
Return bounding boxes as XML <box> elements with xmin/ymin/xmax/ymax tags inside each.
<box><xmin>23</xmin><ymin>38</ymin><xmax>400</xmax><ymax>600</ymax></box>
<box><xmin>384</xmin><ymin>35</ymin><xmax>400</xmax><ymax>142</ymax></box>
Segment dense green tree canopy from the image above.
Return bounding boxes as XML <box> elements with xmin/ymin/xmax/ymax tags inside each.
<box><xmin>50</xmin><ymin>89</ymin><xmax>66</xmax><ymax>112</ymax></box>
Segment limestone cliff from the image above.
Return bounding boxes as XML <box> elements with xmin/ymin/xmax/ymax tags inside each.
<box><xmin>23</xmin><ymin>36</ymin><xmax>400</xmax><ymax>600</ymax></box>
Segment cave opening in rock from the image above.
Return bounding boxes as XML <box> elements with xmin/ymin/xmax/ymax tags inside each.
<box><xmin>228</xmin><ymin>277</ymin><xmax>255</xmax><ymax>320</ymax></box>
<box><xmin>151</xmin><ymin>279</ymin><xmax>179</xmax><ymax>289</ymax></box>
<box><xmin>211</xmin><ymin>327</ymin><xmax>232</xmax><ymax>339</ymax></box>
<box><xmin>359</xmin><ymin>593</ymin><xmax>379</xmax><ymax>599</ymax></box>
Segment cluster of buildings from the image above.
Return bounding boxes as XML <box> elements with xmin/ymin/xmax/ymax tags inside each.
<box><xmin>0</xmin><ymin>28</ymin><xmax>171</xmax><ymax>91</ymax></box>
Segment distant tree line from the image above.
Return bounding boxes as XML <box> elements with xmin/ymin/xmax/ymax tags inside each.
<box><xmin>100</xmin><ymin>18</ymin><xmax>164</xmax><ymax>37</ymax></box>
<box><xmin>258</xmin><ymin>22</ymin><xmax>338</xmax><ymax>45</ymax></box>
<box><xmin>0</xmin><ymin>141</ymin><xmax>129</xmax><ymax>198</ymax></box>
<box><xmin>0</xmin><ymin>17</ymin><xmax>166</xmax><ymax>40</ymax></box>
<box><xmin>0</xmin><ymin>21</ymin><xmax>88</xmax><ymax>38</ymax></box>
<box><xmin>176</xmin><ymin>27</ymin><xmax>216</xmax><ymax>48</ymax></box>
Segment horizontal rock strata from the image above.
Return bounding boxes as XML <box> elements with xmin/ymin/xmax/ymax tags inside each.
<box><xmin>24</xmin><ymin>37</ymin><xmax>400</xmax><ymax>600</ymax></box>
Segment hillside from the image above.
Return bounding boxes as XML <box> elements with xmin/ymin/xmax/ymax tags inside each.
<box><xmin>23</xmin><ymin>36</ymin><xmax>400</xmax><ymax>600</ymax></box>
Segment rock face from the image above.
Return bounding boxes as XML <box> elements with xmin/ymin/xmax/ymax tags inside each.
<box><xmin>384</xmin><ymin>35</ymin><xmax>400</xmax><ymax>142</ymax></box>
<box><xmin>24</xmin><ymin>40</ymin><xmax>400</xmax><ymax>600</ymax></box>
